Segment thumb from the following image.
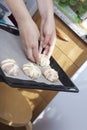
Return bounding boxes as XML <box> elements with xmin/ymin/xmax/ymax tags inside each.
<box><xmin>43</xmin><ymin>34</ymin><xmax>50</xmax><ymax>48</ymax></box>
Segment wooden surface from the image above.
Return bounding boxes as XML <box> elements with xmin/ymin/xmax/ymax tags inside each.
<box><xmin>54</xmin><ymin>15</ymin><xmax>87</xmax><ymax>76</ymax></box>
<box><xmin>0</xmin><ymin>11</ymin><xmax>87</xmax><ymax>129</ymax></box>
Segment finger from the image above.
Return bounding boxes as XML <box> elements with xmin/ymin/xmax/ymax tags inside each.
<box><xmin>43</xmin><ymin>45</ymin><xmax>49</xmax><ymax>55</ymax></box>
<box><xmin>46</xmin><ymin>35</ymin><xmax>56</xmax><ymax>58</ymax></box>
<box><xmin>39</xmin><ymin>41</ymin><xmax>43</xmax><ymax>54</ymax></box>
<box><xmin>47</xmin><ymin>45</ymin><xmax>54</xmax><ymax>59</ymax></box>
<box><xmin>40</xmin><ymin>33</ymin><xmax>45</xmax><ymax>52</ymax></box>
<box><xmin>40</xmin><ymin>22</ymin><xmax>44</xmax><ymax>42</ymax></box>
<box><xmin>43</xmin><ymin>34</ymin><xmax>51</xmax><ymax>48</ymax></box>
<box><xmin>39</xmin><ymin>25</ymin><xmax>45</xmax><ymax>53</ymax></box>
<box><xmin>33</xmin><ymin>43</ymin><xmax>39</xmax><ymax>64</ymax></box>
<box><xmin>27</xmin><ymin>49</ymin><xmax>35</xmax><ymax>63</ymax></box>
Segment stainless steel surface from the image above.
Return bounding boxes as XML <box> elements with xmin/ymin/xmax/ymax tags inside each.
<box><xmin>54</xmin><ymin>6</ymin><xmax>87</xmax><ymax>44</ymax></box>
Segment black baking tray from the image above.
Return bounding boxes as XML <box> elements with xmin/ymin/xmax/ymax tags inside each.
<box><xmin>0</xmin><ymin>23</ymin><xmax>79</xmax><ymax>93</ymax></box>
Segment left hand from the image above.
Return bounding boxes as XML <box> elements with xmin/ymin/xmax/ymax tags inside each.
<box><xmin>39</xmin><ymin>16</ymin><xmax>56</xmax><ymax>59</ymax></box>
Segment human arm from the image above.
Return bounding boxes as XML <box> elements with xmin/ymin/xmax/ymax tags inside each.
<box><xmin>37</xmin><ymin>0</ymin><xmax>56</xmax><ymax>58</ymax></box>
<box><xmin>6</xmin><ymin>0</ymin><xmax>40</xmax><ymax>63</ymax></box>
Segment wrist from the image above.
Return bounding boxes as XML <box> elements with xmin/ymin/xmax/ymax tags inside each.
<box><xmin>37</xmin><ymin>0</ymin><xmax>54</xmax><ymax>19</ymax></box>
<box><xmin>16</xmin><ymin>12</ymin><xmax>32</xmax><ymax>25</ymax></box>
<box><xmin>41</xmin><ymin>11</ymin><xmax>54</xmax><ymax>24</ymax></box>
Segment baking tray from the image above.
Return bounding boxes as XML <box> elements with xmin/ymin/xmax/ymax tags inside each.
<box><xmin>0</xmin><ymin>23</ymin><xmax>79</xmax><ymax>93</ymax></box>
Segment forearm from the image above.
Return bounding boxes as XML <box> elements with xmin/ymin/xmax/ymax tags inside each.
<box><xmin>6</xmin><ymin>0</ymin><xmax>40</xmax><ymax>63</ymax></box>
<box><xmin>36</xmin><ymin>0</ymin><xmax>54</xmax><ymax>19</ymax></box>
<box><xmin>6</xmin><ymin>0</ymin><xmax>32</xmax><ymax>25</ymax></box>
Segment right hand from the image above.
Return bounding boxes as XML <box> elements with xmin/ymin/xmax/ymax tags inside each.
<box><xmin>18</xmin><ymin>19</ymin><xmax>40</xmax><ymax>63</ymax></box>
<box><xmin>39</xmin><ymin>15</ymin><xmax>56</xmax><ymax>59</ymax></box>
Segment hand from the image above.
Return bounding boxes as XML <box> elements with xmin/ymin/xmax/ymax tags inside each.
<box><xmin>18</xmin><ymin>19</ymin><xmax>40</xmax><ymax>63</ymax></box>
<box><xmin>39</xmin><ymin>16</ymin><xmax>56</xmax><ymax>59</ymax></box>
